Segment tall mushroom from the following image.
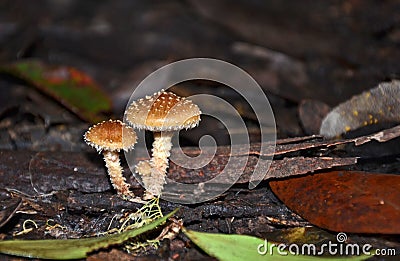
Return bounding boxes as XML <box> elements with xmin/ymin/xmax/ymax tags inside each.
<box><xmin>84</xmin><ymin>119</ymin><xmax>138</xmax><ymax>198</ymax></box>
<box><xmin>125</xmin><ymin>90</ymin><xmax>201</xmax><ymax>197</ymax></box>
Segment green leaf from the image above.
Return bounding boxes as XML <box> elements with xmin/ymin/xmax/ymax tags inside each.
<box><xmin>183</xmin><ymin>229</ymin><xmax>372</xmax><ymax>261</ymax></box>
<box><xmin>0</xmin><ymin>59</ymin><xmax>112</xmax><ymax>123</ymax></box>
<box><xmin>0</xmin><ymin>209</ymin><xmax>178</xmax><ymax>260</ymax></box>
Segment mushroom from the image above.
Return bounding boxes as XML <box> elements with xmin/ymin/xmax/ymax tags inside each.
<box><xmin>84</xmin><ymin>119</ymin><xmax>138</xmax><ymax>198</ymax></box>
<box><xmin>125</xmin><ymin>90</ymin><xmax>201</xmax><ymax>197</ymax></box>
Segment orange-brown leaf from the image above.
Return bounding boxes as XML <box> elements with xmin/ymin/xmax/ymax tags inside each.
<box><xmin>270</xmin><ymin>170</ymin><xmax>400</xmax><ymax>234</ymax></box>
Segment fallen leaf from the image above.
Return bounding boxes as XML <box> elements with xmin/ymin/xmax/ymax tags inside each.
<box><xmin>183</xmin><ymin>229</ymin><xmax>371</xmax><ymax>260</ymax></box>
<box><xmin>0</xmin><ymin>59</ymin><xmax>112</xmax><ymax>123</ymax></box>
<box><xmin>320</xmin><ymin>80</ymin><xmax>400</xmax><ymax>137</ymax></box>
<box><xmin>0</xmin><ymin>208</ymin><xmax>178</xmax><ymax>260</ymax></box>
<box><xmin>269</xmin><ymin>170</ymin><xmax>400</xmax><ymax>234</ymax></box>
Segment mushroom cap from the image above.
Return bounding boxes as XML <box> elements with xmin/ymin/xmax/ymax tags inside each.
<box><xmin>125</xmin><ymin>90</ymin><xmax>201</xmax><ymax>131</ymax></box>
<box><xmin>84</xmin><ymin>119</ymin><xmax>137</xmax><ymax>152</ymax></box>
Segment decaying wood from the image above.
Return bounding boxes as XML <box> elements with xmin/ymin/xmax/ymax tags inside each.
<box><xmin>178</xmin><ymin>124</ymin><xmax>400</xmax><ymax>158</ymax></box>
<box><xmin>167</xmin><ymin>155</ymin><xmax>356</xmax><ymax>184</ymax></box>
<box><xmin>3</xmin><ymin>124</ymin><xmax>400</xmax><ymax>197</ymax></box>
<box><xmin>354</xmin><ymin>124</ymin><xmax>400</xmax><ymax>145</ymax></box>
<box><xmin>0</xmin><ymin>124</ymin><xmax>398</xmax><ymax>250</ymax></box>
<box><xmin>0</xmin><ymin>151</ymin><xmax>355</xmax><ymax>196</ymax></box>
<box><xmin>0</xmin><ymin>190</ymin><xmax>21</xmax><ymax>228</ymax></box>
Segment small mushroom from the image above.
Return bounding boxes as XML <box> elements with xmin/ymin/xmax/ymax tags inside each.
<box><xmin>84</xmin><ymin>119</ymin><xmax>137</xmax><ymax>198</ymax></box>
<box><xmin>125</xmin><ymin>90</ymin><xmax>201</xmax><ymax>197</ymax></box>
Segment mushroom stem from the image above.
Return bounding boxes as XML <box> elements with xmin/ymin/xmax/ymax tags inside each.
<box><xmin>145</xmin><ymin>131</ymin><xmax>174</xmax><ymax>196</ymax></box>
<box><xmin>151</xmin><ymin>132</ymin><xmax>173</xmax><ymax>173</ymax></box>
<box><xmin>135</xmin><ymin>160</ymin><xmax>154</xmax><ymax>200</ymax></box>
<box><xmin>103</xmin><ymin>150</ymin><xmax>133</xmax><ymax>197</ymax></box>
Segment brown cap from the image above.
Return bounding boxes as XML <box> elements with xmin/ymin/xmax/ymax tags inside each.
<box><xmin>84</xmin><ymin>119</ymin><xmax>137</xmax><ymax>152</ymax></box>
<box><xmin>125</xmin><ymin>90</ymin><xmax>201</xmax><ymax>131</ymax></box>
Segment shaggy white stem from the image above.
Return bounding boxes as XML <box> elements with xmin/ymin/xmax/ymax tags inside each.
<box><xmin>136</xmin><ymin>160</ymin><xmax>157</xmax><ymax>200</ymax></box>
<box><xmin>151</xmin><ymin>132</ymin><xmax>173</xmax><ymax>174</ymax></box>
<box><xmin>147</xmin><ymin>131</ymin><xmax>173</xmax><ymax>196</ymax></box>
<box><xmin>103</xmin><ymin>150</ymin><xmax>134</xmax><ymax>197</ymax></box>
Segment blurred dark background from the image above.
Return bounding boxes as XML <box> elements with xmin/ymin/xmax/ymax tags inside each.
<box><xmin>0</xmin><ymin>0</ymin><xmax>399</xmax><ymax>147</ymax></box>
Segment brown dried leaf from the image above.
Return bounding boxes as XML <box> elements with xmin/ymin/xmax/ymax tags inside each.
<box><xmin>269</xmin><ymin>170</ymin><xmax>400</xmax><ymax>234</ymax></box>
